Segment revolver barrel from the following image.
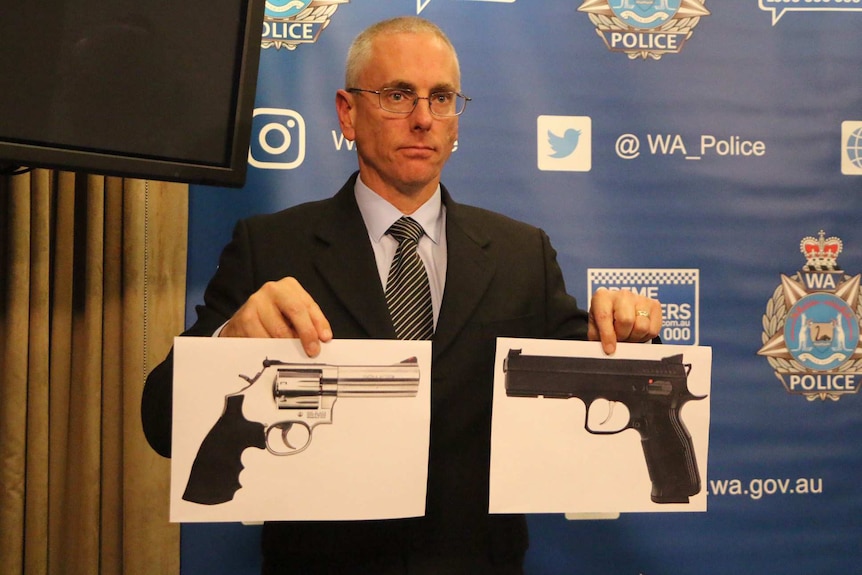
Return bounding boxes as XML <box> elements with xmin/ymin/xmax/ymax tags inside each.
<box><xmin>273</xmin><ymin>358</ymin><xmax>420</xmax><ymax>409</ymax></box>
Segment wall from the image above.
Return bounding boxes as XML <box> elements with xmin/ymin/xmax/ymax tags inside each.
<box><xmin>180</xmin><ymin>1</ymin><xmax>862</xmax><ymax>573</ymax></box>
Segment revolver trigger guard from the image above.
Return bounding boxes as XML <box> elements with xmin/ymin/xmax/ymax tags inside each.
<box><xmin>265</xmin><ymin>421</ymin><xmax>312</xmax><ymax>455</ymax></box>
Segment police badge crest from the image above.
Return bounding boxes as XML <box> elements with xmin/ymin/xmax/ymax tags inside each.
<box><xmin>261</xmin><ymin>0</ymin><xmax>348</xmax><ymax>51</ymax></box>
<box><xmin>758</xmin><ymin>231</ymin><xmax>862</xmax><ymax>401</ymax></box>
<box><xmin>578</xmin><ymin>0</ymin><xmax>710</xmax><ymax>60</ymax></box>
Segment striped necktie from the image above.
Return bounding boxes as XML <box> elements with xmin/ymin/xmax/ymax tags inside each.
<box><xmin>385</xmin><ymin>217</ymin><xmax>434</xmax><ymax>340</ymax></box>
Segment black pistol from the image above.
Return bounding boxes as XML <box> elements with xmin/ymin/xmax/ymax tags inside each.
<box><xmin>503</xmin><ymin>349</ymin><xmax>705</xmax><ymax>504</ymax></box>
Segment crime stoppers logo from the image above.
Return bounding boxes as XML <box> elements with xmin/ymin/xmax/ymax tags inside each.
<box><xmin>758</xmin><ymin>231</ymin><xmax>862</xmax><ymax>401</ymax></box>
<box><xmin>262</xmin><ymin>0</ymin><xmax>348</xmax><ymax>50</ymax></box>
<box><xmin>578</xmin><ymin>0</ymin><xmax>710</xmax><ymax>60</ymax></box>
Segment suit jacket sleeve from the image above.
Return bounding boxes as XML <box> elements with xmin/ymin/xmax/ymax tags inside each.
<box><xmin>540</xmin><ymin>227</ymin><xmax>590</xmax><ymax>340</ymax></box>
<box><xmin>140</xmin><ymin>217</ymin><xmax>263</xmax><ymax>457</ymax></box>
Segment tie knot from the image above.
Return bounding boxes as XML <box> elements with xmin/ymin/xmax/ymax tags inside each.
<box><xmin>387</xmin><ymin>217</ymin><xmax>424</xmax><ymax>245</ymax></box>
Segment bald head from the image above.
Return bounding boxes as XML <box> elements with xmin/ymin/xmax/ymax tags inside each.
<box><xmin>344</xmin><ymin>16</ymin><xmax>460</xmax><ymax>89</ymax></box>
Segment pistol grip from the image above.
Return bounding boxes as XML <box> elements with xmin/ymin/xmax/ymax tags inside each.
<box><xmin>639</xmin><ymin>406</ymin><xmax>700</xmax><ymax>504</ymax></box>
<box><xmin>182</xmin><ymin>395</ymin><xmax>266</xmax><ymax>505</ymax></box>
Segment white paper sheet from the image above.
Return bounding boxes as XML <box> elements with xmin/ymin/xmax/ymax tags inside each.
<box><xmin>490</xmin><ymin>338</ymin><xmax>711</xmax><ymax>514</ymax></box>
<box><xmin>170</xmin><ymin>338</ymin><xmax>431</xmax><ymax>523</ymax></box>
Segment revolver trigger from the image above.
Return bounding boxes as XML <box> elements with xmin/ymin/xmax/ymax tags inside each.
<box><xmin>280</xmin><ymin>423</ymin><xmax>298</xmax><ymax>450</ymax></box>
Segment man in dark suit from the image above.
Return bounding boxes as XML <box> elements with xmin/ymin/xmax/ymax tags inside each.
<box><xmin>142</xmin><ymin>16</ymin><xmax>661</xmax><ymax>575</ymax></box>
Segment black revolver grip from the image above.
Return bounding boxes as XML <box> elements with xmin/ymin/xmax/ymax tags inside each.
<box><xmin>182</xmin><ymin>395</ymin><xmax>266</xmax><ymax>505</ymax></box>
<box><xmin>639</xmin><ymin>405</ymin><xmax>700</xmax><ymax>504</ymax></box>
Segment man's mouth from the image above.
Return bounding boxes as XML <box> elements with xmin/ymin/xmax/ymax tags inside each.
<box><xmin>400</xmin><ymin>144</ymin><xmax>435</xmax><ymax>155</ymax></box>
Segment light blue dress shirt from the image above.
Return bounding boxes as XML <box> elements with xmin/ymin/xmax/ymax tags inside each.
<box><xmin>354</xmin><ymin>175</ymin><xmax>448</xmax><ymax>329</ymax></box>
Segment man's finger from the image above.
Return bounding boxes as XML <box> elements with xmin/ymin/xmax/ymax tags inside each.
<box><xmin>589</xmin><ymin>288</ymin><xmax>619</xmax><ymax>354</ymax></box>
<box><xmin>270</xmin><ymin>278</ymin><xmax>331</xmax><ymax>356</ymax></box>
<box><xmin>629</xmin><ymin>297</ymin><xmax>662</xmax><ymax>342</ymax></box>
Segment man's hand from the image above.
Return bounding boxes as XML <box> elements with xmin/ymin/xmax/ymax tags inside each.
<box><xmin>588</xmin><ymin>287</ymin><xmax>662</xmax><ymax>355</ymax></box>
<box><xmin>219</xmin><ymin>277</ymin><xmax>333</xmax><ymax>357</ymax></box>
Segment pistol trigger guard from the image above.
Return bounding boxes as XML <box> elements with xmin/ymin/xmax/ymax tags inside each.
<box><xmin>585</xmin><ymin>399</ymin><xmax>629</xmax><ymax>435</ymax></box>
<box><xmin>265</xmin><ymin>421</ymin><xmax>312</xmax><ymax>456</ymax></box>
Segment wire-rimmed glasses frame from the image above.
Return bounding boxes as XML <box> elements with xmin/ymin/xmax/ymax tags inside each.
<box><xmin>346</xmin><ymin>87</ymin><xmax>471</xmax><ymax>117</ymax></box>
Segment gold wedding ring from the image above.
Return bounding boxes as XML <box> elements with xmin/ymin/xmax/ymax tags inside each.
<box><xmin>636</xmin><ymin>310</ymin><xmax>650</xmax><ymax>318</ymax></box>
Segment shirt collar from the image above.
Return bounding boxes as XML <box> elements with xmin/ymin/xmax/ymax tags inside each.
<box><xmin>354</xmin><ymin>175</ymin><xmax>444</xmax><ymax>245</ymax></box>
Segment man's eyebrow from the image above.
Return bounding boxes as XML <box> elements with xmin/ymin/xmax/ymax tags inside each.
<box><xmin>384</xmin><ymin>80</ymin><xmax>459</xmax><ymax>92</ymax></box>
<box><xmin>384</xmin><ymin>80</ymin><xmax>416</xmax><ymax>90</ymax></box>
<box><xmin>430</xmin><ymin>83</ymin><xmax>459</xmax><ymax>93</ymax></box>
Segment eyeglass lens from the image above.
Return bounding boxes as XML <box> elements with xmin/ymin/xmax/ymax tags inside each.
<box><xmin>380</xmin><ymin>88</ymin><xmax>466</xmax><ymax>116</ymax></box>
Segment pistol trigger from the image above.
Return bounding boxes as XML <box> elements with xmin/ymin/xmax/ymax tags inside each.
<box><xmin>600</xmin><ymin>401</ymin><xmax>616</xmax><ymax>427</ymax></box>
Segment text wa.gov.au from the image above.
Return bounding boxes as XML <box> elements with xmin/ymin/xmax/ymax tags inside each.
<box><xmin>708</xmin><ymin>477</ymin><xmax>823</xmax><ymax>500</ymax></box>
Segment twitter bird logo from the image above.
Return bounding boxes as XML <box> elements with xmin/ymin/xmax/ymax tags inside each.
<box><xmin>537</xmin><ymin>116</ymin><xmax>591</xmax><ymax>172</ymax></box>
<box><xmin>547</xmin><ymin>128</ymin><xmax>581</xmax><ymax>158</ymax></box>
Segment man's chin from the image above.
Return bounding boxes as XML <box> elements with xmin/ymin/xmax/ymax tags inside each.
<box><xmin>394</xmin><ymin>164</ymin><xmax>443</xmax><ymax>187</ymax></box>
<box><xmin>359</xmin><ymin>162</ymin><xmax>444</xmax><ymax>199</ymax></box>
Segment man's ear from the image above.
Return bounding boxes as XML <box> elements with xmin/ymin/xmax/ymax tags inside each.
<box><xmin>335</xmin><ymin>90</ymin><xmax>356</xmax><ymax>141</ymax></box>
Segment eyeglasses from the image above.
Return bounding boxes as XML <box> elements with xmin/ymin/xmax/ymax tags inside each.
<box><xmin>346</xmin><ymin>87</ymin><xmax>471</xmax><ymax>117</ymax></box>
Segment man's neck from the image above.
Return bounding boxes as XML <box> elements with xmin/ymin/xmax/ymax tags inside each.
<box><xmin>357</xmin><ymin>173</ymin><xmax>439</xmax><ymax>215</ymax></box>
<box><xmin>354</xmin><ymin>176</ymin><xmax>444</xmax><ymax>245</ymax></box>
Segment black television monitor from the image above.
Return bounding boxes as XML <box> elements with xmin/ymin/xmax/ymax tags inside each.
<box><xmin>0</xmin><ymin>0</ymin><xmax>265</xmax><ymax>187</ymax></box>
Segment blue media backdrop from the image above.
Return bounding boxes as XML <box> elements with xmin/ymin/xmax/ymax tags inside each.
<box><xmin>179</xmin><ymin>1</ymin><xmax>862</xmax><ymax>573</ymax></box>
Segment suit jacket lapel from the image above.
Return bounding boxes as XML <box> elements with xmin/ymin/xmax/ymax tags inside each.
<box><xmin>310</xmin><ymin>178</ymin><xmax>495</xmax><ymax>349</ymax></box>
<box><xmin>312</xmin><ymin>177</ymin><xmax>397</xmax><ymax>339</ymax></box>
<box><xmin>433</xmin><ymin>188</ymin><xmax>495</xmax><ymax>360</ymax></box>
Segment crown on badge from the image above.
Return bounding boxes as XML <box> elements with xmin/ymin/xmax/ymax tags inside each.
<box><xmin>800</xmin><ymin>230</ymin><xmax>843</xmax><ymax>271</ymax></box>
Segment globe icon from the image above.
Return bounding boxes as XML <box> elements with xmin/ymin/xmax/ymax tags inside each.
<box><xmin>847</xmin><ymin>127</ymin><xmax>862</xmax><ymax>169</ymax></box>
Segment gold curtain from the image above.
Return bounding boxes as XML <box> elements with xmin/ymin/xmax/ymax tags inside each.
<box><xmin>0</xmin><ymin>169</ymin><xmax>186</xmax><ymax>575</ymax></box>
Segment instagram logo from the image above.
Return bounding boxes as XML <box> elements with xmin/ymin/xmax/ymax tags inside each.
<box><xmin>248</xmin><ymin>108</ymin><xmax>306</xmax><ymax>170</ymax></box>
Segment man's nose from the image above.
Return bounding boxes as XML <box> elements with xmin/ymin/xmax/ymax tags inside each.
<box><xmin>409</xmin><ymin>97</ymin><xmax>435</xmax><ymax>127</ymax></box>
